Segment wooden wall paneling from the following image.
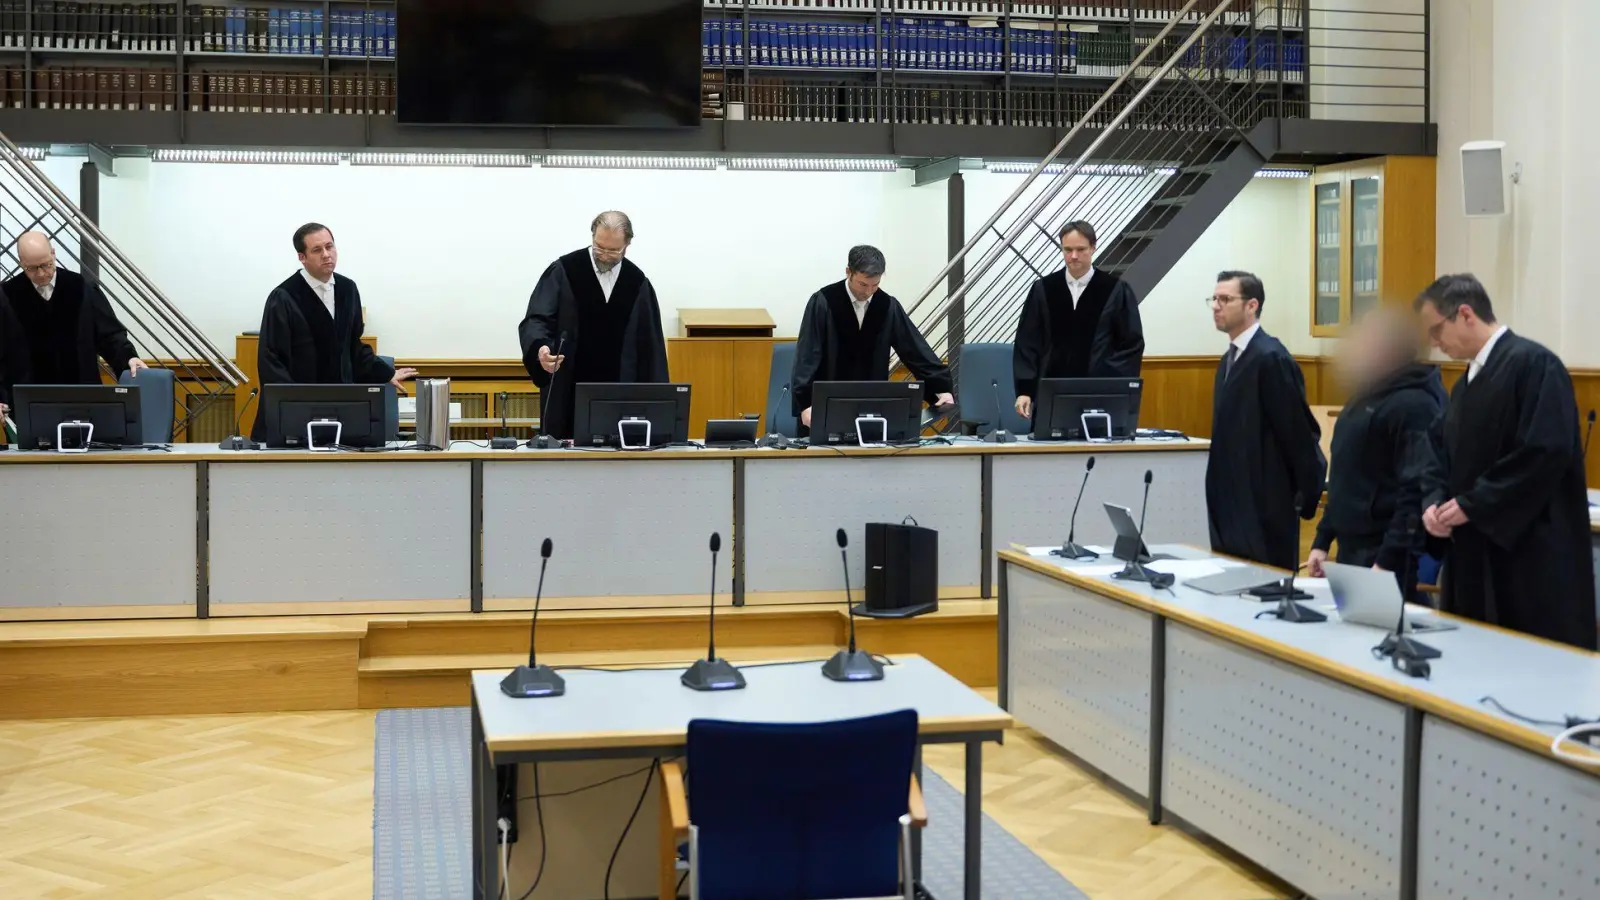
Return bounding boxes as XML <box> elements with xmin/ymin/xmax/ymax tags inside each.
<box><xmin>666</xmin><ymin>338</ymin><xmax>736</xmax><ymax>438</ymax></box>
<box><xmin>732</xmin><ymin>339</ymin><xmax>779</xmax><ymax>425</ymax></box>
<box><xmin>1139</xmin><ymin>357</ymin><xmax>1218</xmax><ymax>438</ymax></box>
<box><xmin>1379</xmin><ymin>155</ymin><xmax>1438</xmax><ymax>307</ymax></box>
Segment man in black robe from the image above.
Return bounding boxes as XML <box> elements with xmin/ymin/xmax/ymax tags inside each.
<box><xmin>1205</xmin><ymin>271</ymin><xmax>1324</xmax><ymax>569</ymax></box>
<box><xmin>1415</xmin><ymin>274</ymin><xmax>1596</xmax><ymax>650</ymax></box>
<box><xmin>518</xmin><ymin>211</ymin><xmax>670</xmax><ymax>440</ymax></box>
<box><xmin>251</xmin><ymin>222</ymin><xmax>418</xmax><ymax>439</ymax></box>
<box><xmin>790</xmin><ymin>244</ymin><xmax>953</xmax><ymax>431</ymax></box>
<box><xmin>0</xmin><ymin>231</ymin><xmax>148</xmax><ymax>413</ymax></box>
<box><xmin>1012</xmin><ymin>219</ymin><xmax>1144</xmax><ymax>420</ymax></box>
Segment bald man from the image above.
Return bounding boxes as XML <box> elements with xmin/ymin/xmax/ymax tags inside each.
<box><xmin>0</xmin><ymin>232</ymin><xmax>146</xmax><ymax>413</ymax></box>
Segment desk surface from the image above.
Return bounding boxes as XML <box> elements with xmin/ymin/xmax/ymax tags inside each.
<box><xmin>0</xmin><ymin>436</ymin><xmax>1209</xmax><ymax>464</ymax></box>
<box><xmin>1001</xmin><ymin>549</ymin><xmax>1600</xmax><ymax>772</ymax></box>
<box><xmin>471</xmin><ymin>654</ymin><xmax>1013</xmax><ymax>756</ymax></box>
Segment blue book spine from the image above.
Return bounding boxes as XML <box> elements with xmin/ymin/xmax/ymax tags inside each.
<box><xmin>729</xmin><ymin>20</ymin><xmax>742</xmax><ymax>66</ymax></box>
<box><xmin>231</xmin><ymin>9</ymin><xmax>244</xmax><ymax>53</ymax></box>
<box><xmin>939</xmin><ymin>22</ymin><xmax>952</xmax><ymax>71</ymax></box>
<box><xmin>806</xmin><ymin>22</ymin><xmax>818</xmax><ymax>67</ymax></box>
<box><xmin>312</xmin><ymin>11</ymin><xmax>323</xmax><ymax>56</ymax></box>
<box><xmin>266</xmin><ymin>9</ymin><xmax>278</xmax><ymax>54</ymax></box>
<box><xmin>702</xmin><ymin>19</ymin><xmax>711</xmax><ymax>65</ymax></box>
<box><xmin>386</xmin><ymin>10</ymin><xmax>395</xmax><ymax>57</ymax></box>
<box><xmin>342</xmin><ymin>11</ymin><xmax>353</xmax><ymax>56</ymax></box>
<box><xmin>330</xmin><ymin>11</ymin><xmax>341</xmax><ymax>55</ymax></box>
<box><xmin>292</xmin><ymin>10</ymin><xmax>304</xmax><ymax>55</ymax></box>
<box><xmin>828</xmin><ymin>23</ymin><xmax>840</xmax><ymax>69</ymax></box>
<box><xmin>757</xmin><ymin>21</ymin><xmax>771</xmax><ymax>66</ymax></box>
<box><xmin>299</xmin><ymin>9</ymin><xmax>311</xmax><ymax>56</ymax></box>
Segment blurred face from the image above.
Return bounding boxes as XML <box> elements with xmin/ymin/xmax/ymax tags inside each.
<box><xmin>1209</xmin><ymin>277</ymin><xmax>1256</xmax><ymax>337</ymax></box>
<box><xmin>1416</xmin><ymin>300</ymin><xmax>1474</xmax><ymax>360</ymax></box>
<box><xmin>845</xmin><ymin>269</ymin><xmax>881</xmax><ymax>301</ymax></box>
<box><xmin>1335</xmin><ymin>316</ymin><xmax>1384</xmax><ymax>392</ymax></box>
<box><xmin>298</xmin><ymin>229</ymin><xmax>337</xmax><ymax>281</ymax></box>
<box><xmin>1060</xmin><ymin>230</ymin><xmax>1094</xmax><ymax>280</ymax></box>
<box><xmin>18</xmin><ymin>241</ymin><xmax>56</xmax><ymax>288</ymax></box>
<box><xmin>591</xmin><ymin>226</ymin><xmax>628</xmax><ymax>273</ymax></box>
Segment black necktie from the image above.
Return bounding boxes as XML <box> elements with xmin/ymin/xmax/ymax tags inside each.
<box><xmin>1223</xmin><ymin>344</ymin><xmax>1238</xmax><ymax>380</ymax></box>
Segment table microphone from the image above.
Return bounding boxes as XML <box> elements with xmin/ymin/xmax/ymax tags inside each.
<box><xmin>1252</xmin><ymin>563</ymin><xmax>1326</xmax><ymax>623</ymax></box>
<box><xmin>1053</xmin><ymin>455</ymin><xmax>1099</xmax><ymax>560</ymax></box>
<box><xmin>1374</xmin><ymin>509</ymin><xmax>1440</xmax><ymax>672</ymax></box>
<box><xmin>823</xmin><ymin>528</ymin><xmax>885</xmax><ymax>682</ymax></box>
<box><xmin>218</xmin><ymin>387</ymin><xmax>260</xmax><ymax>451</ymax></box>
<box><xmin>490</xmin><ymin>390</ymin><xmax>519</xmax><ymax>449</ymax></box>
<box><xmin>983</xmin><ymin>379</ymin><xmax>1015</xmax><ymax>443</ymax></box>
<box><xmin>500</xmin><ymin>537</ymin><xmax>566</xmax><ymax>698</ymax></box>
<box><xmin>757</xmin><ymin>383</ymin><xmax>796</xmax><ymax>449</ymax></box>
<box><xmin>1585</xmin><ymin>409</ymin><xmax>1596</xmax><ymax>460</ymax></box>
<box><xmin>682</xmin><ymin>532</ymin><xmax>746</xmax><ymax>691</ymax></box>
<box><xmin>1111</xmin><ymin>470</ymin><xmax>1175</xmax><ymax>589</ymax></box>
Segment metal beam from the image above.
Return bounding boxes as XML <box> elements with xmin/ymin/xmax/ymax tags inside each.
<box><xmin>85</xmin><ymin>142</ymin><xmax>115</xmax><ymax>176</ymax></box>
<box><xmin>913</xmin><ymin>156</ymin><xmax>960</xmax><ymax>186</ymax></box>
<box><xmin>78</xmin><ymin>161</ymin><xmax>100</xmax><ymax>283</ymax></box>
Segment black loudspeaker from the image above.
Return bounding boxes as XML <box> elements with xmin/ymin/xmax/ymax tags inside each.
<box><xmin>858</xmin><ymin>519</ymin><xmax>938</xmax><ymax>619</ymax></box>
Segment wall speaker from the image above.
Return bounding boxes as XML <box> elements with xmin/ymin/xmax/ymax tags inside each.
<box><xmin>1460</xmin><ymin>140</ymin><xmax>1508</xmax><ymax>217</ymax></box>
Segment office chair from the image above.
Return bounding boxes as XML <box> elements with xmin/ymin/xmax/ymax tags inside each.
<box><xmin>954</xmin><ymin>342</ymin><xmax>1028</xmax><ymax>437</ymax></box>
<box><xmin>662</xmin><ymin>709</ymin><xmax>926</xmax><ymax>900</ymax></box>
<box><xmin>118</xmin><ymin>367</ymin><xmax>174</xmax><ymax>443</ymax></box>
<box><xmin>763</xmin><ymin>341</ymin><xmax>799</xmax><ymax>438</ymax></box>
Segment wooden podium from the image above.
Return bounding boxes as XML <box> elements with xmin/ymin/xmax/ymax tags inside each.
<box><xmin>666</xmin><ymin>309</ymin><xmax>782</xmax><ymax>438</ymax></box>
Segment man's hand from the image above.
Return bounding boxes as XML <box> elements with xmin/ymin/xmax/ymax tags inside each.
<box><xmin>801</xmin><ymin>407</ymin><xmax>812</xmax><ymax>427</ymax></box>
<box><xmin>1372</xmin><ymin>563</ymin><xmax>1389</xmax><ymax>572</ymax></box>
<box><xmin>538</xmin><ymin>345</ymin><xmax>565</xmax><ymax>374</ymax></box>
<box><xmin>390</xmin><ymin>367</ymin><xmax>419</xmax><ymax>390</ymax></box>
<box><xmin>1015</xmin><ymin>395</ymin><xmax>1033</xmax><ymax>419</ymax></box>
<box><xmin>0</xmin><ymin>402</ymin><xmax>8</xmax><ymax>416</ymax></box>
<box><xmin>1422</xmin><ymin>504</ymin><xmax>1453</xmax><ymax>538</ymax></box>
<box><xmin>1305</xmin><ymin>548</ymin><xmax>1327</xmax><ymax>578</ymax></box>
<box><xmin>933</xmin><ymin>392</ymin><xmax>954</xmax><ymax>409</ymax></box>
<box><xmin>1438</xmin><ymin>498</ymin><xmax>1470</xmax><ymax>528</ymax></box>
<box><xmin>127</xmin><ymin>358</ymin><xmax>149</xmax><ymax>375</ymax></box>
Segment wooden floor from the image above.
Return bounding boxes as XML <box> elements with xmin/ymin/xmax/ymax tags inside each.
<box><xmin>0</xmin><ymin>709</ymin><xmax>1288</xmax><ymax>900</ymax></box>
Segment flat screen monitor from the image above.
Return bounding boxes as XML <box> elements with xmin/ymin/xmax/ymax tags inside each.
<box><xmin>809</xmin><ymin>380</ymin><xmax>925</xmax><ymax>446</ymax></box>
<box><xmin>573</xmin><ymin>383</ymin><xmax>691</xmax><ymax>448</ymax></box>
<box><xmin>395</xmin><ymin>0</ymin><xmax>703</xmax><ymax>127</ymax></box>
<box><xmin>11</xmin><ymin>384</ymin><xmax>142</xmax><ymax>450</ymax></box>
<box><xmin>261</xmin><ymin>384</ymin><xmax>388</xmax><ymax>450</ymax></box>
<box><xmin>1031</xmin><ymin>377</ymin><xmax>1143</xmax><ymax>441</ymax></box>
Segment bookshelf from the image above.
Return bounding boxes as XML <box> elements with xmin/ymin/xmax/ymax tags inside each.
<box><xmin>1307</xmin><ymin>155</ymin><xmax>1436</xmax><ymax>339</ymax></box>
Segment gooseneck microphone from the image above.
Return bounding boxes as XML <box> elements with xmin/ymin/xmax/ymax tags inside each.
<box><xmin>983</xmin><ymin>379</ymin><xmax>1016</xmax><ymax>444</ymax></box>
<box><xmin>1585</xmin><ymin>409</ymin><xmax>1596</xmax><ymax>460</ymax></box>
<box><xmin>1054</xmin><ymin>455</ymin><xmax>1099</xmax><ymax>560</ymax></box>
<box><xmin>682</xmin><ymin>532</ymin><xmax>747</xmax><ymax>691</ymax></box>
<box><xmin>823</xmin><ymin>528</ymin><xmax>886</xmax><ymax>682</ymax></box>
<box><xmin>1374</xmin><ymin>476</ymin><xmax>1440</xmax><ymax>671</ymax></box>
<box><xmin>219</xmin><ymin>387</ymin><xmax>261</xmax><ymax>451</ymax></box>
<box><xmin>490</xmin><ymin>390</ymin><xmax>519</xmax><ymax>450</ymax></box>
<box><xmin>757</xmin><ymin>383</ymin><xmax>796</xmax><ymax>449</ymax></box>
<box><xmin>1112</xmin><ymin>470</ymin><xmax>1175</xmax><ymax>589</ymax></box>
<box><xmin>501</xmin><ymin>538</ymin><xmax>565</xmax><ymax>698</ymax></box>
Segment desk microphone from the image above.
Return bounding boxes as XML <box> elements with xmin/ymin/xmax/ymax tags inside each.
<box><xmin>983</xmin><ymin>379</ymin><xmax>1015</xmax><ymax>443</ymax></box>
<box><xmin>823</xmin><ymin>527</ymin><xmax>885</xmax><ymax>682</ymax></box>
<box><xmin>757</xmin><ymin>383</ymin><xmax>796</xmax><ymax>449</ymax></box>
<box><xmin>1053</xmin><ymin>455</ymin><xmax>1098</xmax><ymax>560</ymax></box>
<box><xmin>529</xmin><ymin>332</ymin><xmax>569</xmax><ymax>449</ymax></box>
<box><xmin>500</xmin><ymin>537</ymin><xmax>566</xmax><ymax>698</ymax></box>
<box><xmin>1252</xmin><ymin>563</ymin><xmax>1326</xmax><ymax>624</ymax></box>
<box><xmin>218</xmin><ymin>387</ymin><xmax>260</xmax><ymax>451</ymax></box>
<box><xmin>682</xmin><ymin>532</ymin><xmax>746</xmax><ymax>691</ymax></box>
<box><xmin>1585</xmin><ymin>409</ymin><xmax>1595</xmax><ymax>460</ymax></box>
<box><xmin>490</xmin><ymin>390</ymin><xmax>519</xmax><ymax>450</ymax></box>
<box><xmin>1111</xmin><ymin>470</ymin><xmax>1175</xmax><ymax>589</ymax></box>
<box><xmin>1374</xmin><ymin>500</ymin><xmax>1440</xmax><ymax>673</ymax></box>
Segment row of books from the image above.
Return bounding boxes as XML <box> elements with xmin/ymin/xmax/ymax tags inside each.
<box><xmin>0</xmin><ymin>3</ymin><xmax>395</xmax><ymax>57</ymax></box>
<box><xmin>0</xmin><ymin>65</ymin><xmax>176</xmax><ymax>109</ymax></box>
<box><xmin>703</xmin><ymin>1</ymin><xmax>1267</xmax><ymax>26</ymax></box>
<box><xmin>0</xmin><ymin>64</ymin><xmax>394</xmax><ymax>114</ymax></box>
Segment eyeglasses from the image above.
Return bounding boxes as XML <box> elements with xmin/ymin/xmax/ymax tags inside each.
<box><xmin>22</xmin><ymin>259</ymin><xmax>55</xmax><ymax>275</ymax></box>
<box><xmin>591</xmin><ymin>244</ymin><xmax>625</xmax><ymax>258</ymax></box>
<box><xmin>1205</xmin><ymin>294</ymin><xmax>1242</xmax><ymax>308</ymax></box>
<box><xmin>1426</xmin><ymin>311</ymin><xmax>1459</xmax><ymax>341</ymax></box>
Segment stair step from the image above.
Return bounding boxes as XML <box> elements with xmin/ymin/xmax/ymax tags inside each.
<box><xmin>1148</xmin><ymin>195</ymin><xmax>1195</xmax><ymax>208</ymax></box>
<box><xmin>1180</xmin><ymin>163</ymin><xmax>1220</xmax><ymax>175</ymax></box>
<box><xmin>1120</xmin><ymin>229</ymin><xmax>1163</xmax><ymax>240</ymax></box>
<box><xmin>360</xmin><ymin>644</ymin><xmax>844</xmax><ymax>677</ymax></box>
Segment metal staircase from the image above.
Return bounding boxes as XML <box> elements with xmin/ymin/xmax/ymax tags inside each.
<box><xmin>0</xmin><ymin>132</ymin><xmax>245</xmax><ymax>439</ymax></box>
<box><xmin>905</xmin><ymin>0</ymin><xmax>1289</xmax><ymax>394</ymax></box>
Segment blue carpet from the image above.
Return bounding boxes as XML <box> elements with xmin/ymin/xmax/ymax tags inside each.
<box><xmin>373</xmin><ymin>707</ymin><xmax>1088</xmax><ymax>900</ymax></box>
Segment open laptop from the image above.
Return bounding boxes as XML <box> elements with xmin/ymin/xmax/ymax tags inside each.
<box><xmin>1324</xmin><ymin>562</ymin><xmax>1455</xmax><ymax>633</ymax></box>
<box><xmin>1102</xmin><ymin>503</ymin><xmax>1176</xmax><ymax>564</ymax></box>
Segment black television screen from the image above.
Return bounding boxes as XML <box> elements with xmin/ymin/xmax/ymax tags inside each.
<box><xmin>396</xmin><ymin>0</ymin><xmax>702</xmax><ymax>127</ymax></box>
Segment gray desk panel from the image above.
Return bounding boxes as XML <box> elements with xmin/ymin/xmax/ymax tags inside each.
<box><xmin>742</xmin><ymin>455</ymin><xmax>981</xmax><ymax>594</ymax></box>
<box><xmin>1417</xmin><ymin>716</ymin><xmax>1600</xmax><ymax>900</ymax></box>
<box><xmin>481</xmin><ymin>460</ymin><xmax>733</xmax><ymax>600</ymax></box>
<box><xmin>1005</xmin><ymin>564</ymin><xmax>1152</xmax><ymax>792</ymax></box>
<box><xmin>0</xmin><ymin>463</ymin><xmax>197</xmax><ymax>608</ymax></box>
<box><xmin>209</xmin><ymin>461</ymin><xmax>471</xmax><ymax>604</ymax></box>
<box><xmin>1164</xmin><ymin>623</ymin><xmax>1406</xmax><ymax>900</ymax></box>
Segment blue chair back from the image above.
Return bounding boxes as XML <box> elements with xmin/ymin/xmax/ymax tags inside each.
<box><xmin>118</xmin><ymin>367</ymin><xmax>174</xmax><ymax>443</ymax></box>
<box><xmin>378</xmin><ymin>356</ymin><xmax>399</xmax><ymax>441</ymax></box>
<box><xmin>956</xmin><ymin>342</ymin><xmax>1028</xmax><ymax>435</ymax></box>
<box><xmin>687</xmin><ymin>709</ymin><xmax>918</xmax><ymax>900</ymax></box>
<box><xmin>763</xmin><ymin>342</ymin><xmax>799</xmax><ymax>438</ymax></box>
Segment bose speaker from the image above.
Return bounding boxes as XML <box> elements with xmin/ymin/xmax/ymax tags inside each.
<box><xmin>859</xmin><ymin>519</ymin><xmax>938</xmax><ymax>619</ymax></box>
<box><xmin>1460</xmin><ymin>140</ymin><xmax>1507</xmax><ymax>217</ymax></box>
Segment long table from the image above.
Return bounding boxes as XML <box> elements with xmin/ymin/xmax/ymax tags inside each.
<box><xmin>0</xmin><ymin>438</ymin><xmax>1208</xmax><ymax>620</ymax></box>
<box><xmin>998</xmin><ymin>548</ymin><xmax>1600</xmax><ymax>900</ymax></box>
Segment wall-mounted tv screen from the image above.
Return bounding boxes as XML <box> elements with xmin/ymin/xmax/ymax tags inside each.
<box><xmin>396</xmin><ymin>0</ymin><xmax>702</xmax><ymax>128</ymax></box>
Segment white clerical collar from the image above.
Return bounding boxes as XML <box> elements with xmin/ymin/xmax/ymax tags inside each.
<box><xmin>846</xmin><ymin>281</ymin><xmax>874</xmax><ymax>305</ymax></box>
<box><xmin>1231</xmin><ymin>322</ymin><xmax>1261</xmax><ymax>355</ymax></box>
<box><xmin>300</xmin><ymin>268</ymin><xmax>335</xmax><ymax>292</ymax></box>
<box><xmin>1469</xmin><ymin>325</ymin><xmax>1509</xmax><ymax>380</ymax></box>
<box><xmin>1066</xmin><ymin>267</ymin><xmax>1094</xmax><ymax>289</ymax></box>
<box><xmin>35</xmin><ymin>273</ymin><xmax>56</xmax><ymax>298</ymax></box>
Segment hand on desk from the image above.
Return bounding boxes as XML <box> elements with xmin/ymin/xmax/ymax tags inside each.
<box><xmin>1423</xmin><ymin>503</ymin><xmax>1453</xmax><ymax>539</ymax></box>
<box><xmin>1305</xmin><ymin>548</ymin><xmax>1327</xmax><ymax>578</ymax></box>
<box><xmin>538</xmin><ymin>345</ymin><xmax>565</xmax><ymax>374</ymax></box>
<box><xmin>1014</xmin><ymin>395</ymin><xmax>1032</xmax><ymax>419</ymax></box>
<box><xmin>801</xmin><ymin>407</ymin><xmax>811</xmax><ymax>427</ymax></box>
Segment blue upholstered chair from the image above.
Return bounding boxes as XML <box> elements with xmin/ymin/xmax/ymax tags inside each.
<box><xmin>955</xmin><ymin>342</ymin><xmax>1028</xmax><ymax>437</ymax></box>
<box><xmin>118</xmin><ymin>367</ymin><xmax>174</xmax><ymax>443</ymax></box>
<box><xmin>762</xmin><ymin>341</ymin><xmax>799</xmax><ymax>438</ymax></box>
<box><xmin>662</xmin><ymin>710</ymin><xmax>925</xmax><ymax>900</ymax></box>
<box><xmin>378</xmin><ymin>355</ymin><xmax>399</xmax><ymax>442</ymax></box>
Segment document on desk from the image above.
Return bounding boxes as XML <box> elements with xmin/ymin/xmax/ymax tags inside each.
<box><xmin>1145</xmin><ymin>558</ymin><xmax>1248</xmax><ymax>580</ymax></box>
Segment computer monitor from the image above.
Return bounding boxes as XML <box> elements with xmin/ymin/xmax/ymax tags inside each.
<box><xmin>572</xmin><ymin>383</ymin><xmax>692</xmax><ymax>448</ymax></box>
<box><xmin>11</xmin><ymin>384</ymin><xmax>143</xmax><ymax>450</ymax></box>
<box><xmin>1030</xmin><ymin>377</ymin><xmax>1143</xmax><ymax>441</ymax></box>
<box><xmin>809</xmin><ymin>380</ymin><xmax>925</xmax><ymax>446</ymax></box>
<box><xmin>261</xmin><ymin>384</ymin><xmax>388</xmax><ymax>450</ymax></box>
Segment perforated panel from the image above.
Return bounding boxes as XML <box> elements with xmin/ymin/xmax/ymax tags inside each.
<box><xmin>481</xmin><ymin>460</ymin><xmax>732</xmax><ymax>600</ymax></box>
<box><xmin>742</xmin><ymin>455</ymin><xmax>980</xmax><ymax>594</ymax></box>
<box><xmin>1005</xmin><ymin>565</ymin><xmax>1152</xmax><ymax>792</ymax></box>
<box><xmin>209</xmin><ymin>462</ymin><xmax>470</xmax><ymax>604</ymax></box>
<box><xmin>1164</xmin><ymin>624</ymin><xmax>1405</xmax><ymax>900</ymax></box>
<box><xmin>1418</xmin><ymin>716</ymin><xmax>1600</xmax><ymax>900</ymax></box>
<box><xmin>0</xmin><ymin>463</ymin><xmax>197</xmax><ymax>608</ymax></box>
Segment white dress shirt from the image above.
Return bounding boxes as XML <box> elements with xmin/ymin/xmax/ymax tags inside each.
<box><xmin>300</xmin><ymin>268</ymin><xmax>337</xmax><ymax>317</ymax></box>
<box><xmin>1231</xmin><ymin>321</ymin><xmax>1261</xmax><ymax>356</ymax></box>
<box><xmin>1467</xmin><ymin>325</ymin><xmax>1509</xmax><ymax>383</ymax></box>
<box><xmin>846</xmin><ymin>281</ymin><xmax>873</xmax><ymax>326</ymax></box>
<box><xmin>593</xmin><ymin>254</ymin><xmax>620</xmax><ymax>302</ymax></box>
<box><xmin>1065</xmin><ymin>267</ymin><xmax>1095</xmax><ymax>308</ymax></box>
<box><xmin>33</xmin><ymin>273</ymin><xmax>57</xmax><ymax>302</ymax></box>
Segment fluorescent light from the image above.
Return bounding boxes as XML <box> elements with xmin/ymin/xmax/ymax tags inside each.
<box><xmin>350</xmin><ymin>152</ymin><xmax>532</xmax><ymax>168</ymax></box>
<box><xmin>151</xmin><ymin>149</ymin><xmax>341</xmax><ymax>165</ymax></box>
<box><xmin>541</xmin><ymin>154</ymin><xmax>718</xmax><ymax>171</ymax></box>
<box><xmin>725</xmin><ymin>157</ymin><xmax>898</xmax><ymax>172</ymax></box>
<box><xmin>1255</xmin><ymin>167</ymin><xmax>1312</xmax><ymax>179</ymax></box>
<box><xmin>984</xmin><ymin>161</ymin><xmax>1172</xmax><ymax>177</ymax></box>
<box><xmin>10</xmin><ymin>145</ymin><xmax>46</xmax><ymax>161</ymax></box>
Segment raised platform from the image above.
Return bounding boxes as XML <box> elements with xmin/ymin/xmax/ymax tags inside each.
<box><xmin>0</xmin><ymin>601</ymin><xmax>996</xmax><ymax>720</ymax></box>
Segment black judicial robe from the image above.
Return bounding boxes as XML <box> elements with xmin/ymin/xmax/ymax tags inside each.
<box><xmin>517</xmin><ymin>250</ymin><xmax>669</xmax><ymax>439</ymax></box>
<box><xmin>250</xmin><ymin>271</ymin><xmax>395</xmax><ymax>440</ymax></box>
<box><xmin>1205</xmin><ymin>328</ymin><xmax>1325</xmax><ymax>570</ymax></box>
<box><xmin>1419</xmin><ymin>331</ymin><xmax>1596</xmax><ymax>650</ymax></box>
<box><xmin>789</xmin><ymin>281</ymin><xmax>953</xmax><ymax>416</ymax></box>
<box><xmin>0</xmin><ymin>268</ymin><xmax>139</xmax><ymax>406</ymax></box>
<box><xmin>1012</xmin><ymin>268</ymin><xmax>1144</xmax><ymax>400</ymax></box>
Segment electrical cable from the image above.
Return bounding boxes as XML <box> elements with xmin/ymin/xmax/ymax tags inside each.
<box><xmin>1478</xmin><ymin>695</ymin><xmax>1569</xmax><ymax>728</ymax></box>
<box><xmin>516</xmin><ymin>761</ymin><xmax>659</xmax><ymax>802</ymax></box>
<box><xmin>511</xmin><ymin>763</ymin><xmax>547</xmax><ymax>900</ymax></box>
<box><xmin>1552</xmin><ymin>723</ymin><xmax>1600</xmax><ymax>767</ymax></box>
<box><xmin>604</xmin><ymin>759</ymin><xmax>659</xmax><ymax>900</ymax></box>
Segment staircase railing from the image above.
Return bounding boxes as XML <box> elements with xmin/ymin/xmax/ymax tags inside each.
<box><xmin>0</xmin><ymin>131</ymin><xmax>245</xmax><ymax>439</ymax></box>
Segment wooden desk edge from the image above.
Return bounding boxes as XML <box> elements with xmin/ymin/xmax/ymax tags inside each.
<box><xmin>998</xmin><ymin>550</ymin><xmax>1600</xmax><ymax>773</ymax></box>
<box><xmin>484</xmin><ymin>714</ymin><xmax>1015</xmax><ymax>757</ymax></box>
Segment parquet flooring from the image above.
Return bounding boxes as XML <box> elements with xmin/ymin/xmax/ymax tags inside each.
<box><xmin>0</xmin><ymin>709</ymin><xmax>1287</xmax><ymax>900</ymax></box>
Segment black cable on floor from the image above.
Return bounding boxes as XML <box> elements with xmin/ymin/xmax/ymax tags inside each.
<box><xmin>512</xmin><ymin>763</ymin><xmax>547</xmax><ymax>900</ymax></box>
<box><xmin>604</xmin><ymin>759</ymin><xmax>659</xmax><ymax>900</ymax></box>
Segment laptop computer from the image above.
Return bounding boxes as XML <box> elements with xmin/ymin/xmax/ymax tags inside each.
<box><xmin>1324</xmin><ymin>562</ymin><xmax>1455</xmax><ymax>633</ymax></box>
<box><xmin>1102</xmin><ymin>503</ymin><xmax>1176</xmax><ymax>564</ymax></box>
<box><xmin>1186</xmin><ymin>564</ymin><xmax>1285</xmax><ymax>595</ymax></box>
